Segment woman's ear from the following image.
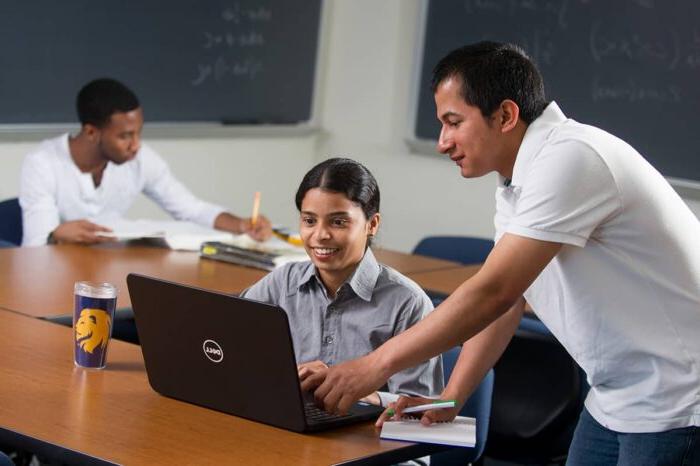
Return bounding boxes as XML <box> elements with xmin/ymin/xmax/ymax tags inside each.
<box><xmin>367</xmin><ymin>213</ymin><xmax>381</xmax><ymax>237</ymax></box>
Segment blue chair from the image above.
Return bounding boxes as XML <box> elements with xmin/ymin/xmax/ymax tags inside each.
<box><xmin>431</xmin><ymin>346</ymin><xmax>494</xmax><ymax>465</ymax></box>
<box><xmin>413</xmin><ymin>236</ymin><xmax>494</xmax><ymax>265</ymax></box>
<box><xmin>0</xmin><ymin>451</ymin><xmax>13</xmax><ymax>466</ymax></box>
<box><xmin>413</xmin><ymin>236</ymin><xmax>494</xmax><ymax>306</ymax></box>
<box><xmin>0</xmin><ymin>198</ymin><xmax>22</xmax><ymax>246</ymax></box>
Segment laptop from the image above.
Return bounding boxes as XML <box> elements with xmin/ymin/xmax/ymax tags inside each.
<box><xmin>126</xmin><ymin>273</ymin><xmax>383</xmax><ymax>432</ymax></box>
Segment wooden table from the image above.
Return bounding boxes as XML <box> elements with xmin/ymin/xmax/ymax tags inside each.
<box><xmin>408</xmin><ymin>265</ymin><xmax>537</xmax><ymax>315</ymax></box>
<box><xmin>407</xmin><ymin>264</ymin><xmax>482</xmax><ymax>297</ymax></box>
<box><xmin>0</xmin><ymin>244</ymin><xmax>460</xmax><ymax>318</ymax></box>
<box><xmin>0</xmin><ymin>309</ymin><xmax>444</xmax><ymax>465</ymax></box>
<box><xmin>0</xmin><ymin>245</ymin><xmax>464</xmax><ymax>463</ymax></box>
<box><xmin>0</xmin><ymin>244</ymin><xmax>267</xmax><ymax>318</ymax></box>
<box><xmin>373</xmin><ymin>248</ymin><xmax>460</xmax><ymax>274</ymax></box>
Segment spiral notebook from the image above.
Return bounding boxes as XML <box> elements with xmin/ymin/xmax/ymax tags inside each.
<box><xmin>379</xmin><ymin>416</ymin><xmax>476</xmax><ymax>448</ymax></box>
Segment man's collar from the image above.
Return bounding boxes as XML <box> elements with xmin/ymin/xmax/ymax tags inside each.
<box><xmin>510</xmin><ymin>101</ymin><xmax>567</xmax><ymax>188</ymax></box>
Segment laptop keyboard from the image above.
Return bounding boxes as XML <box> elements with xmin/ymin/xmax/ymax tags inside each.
<box><xmin>304</xmin><ymin>402</ymin><xmax>352</xmax><ymax>424</ymax></box>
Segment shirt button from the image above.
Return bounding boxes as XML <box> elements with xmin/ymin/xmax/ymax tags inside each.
<box><xmin>324</xmin><ymin>335</ymin><xmax>334</xmax><ymax>345</ymax></box>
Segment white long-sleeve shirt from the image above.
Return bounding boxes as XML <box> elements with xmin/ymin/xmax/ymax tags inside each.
<box><xmin>20</xmin><ymin>134</ymin><xmax>225</xmax><ymax>246</ymax></box>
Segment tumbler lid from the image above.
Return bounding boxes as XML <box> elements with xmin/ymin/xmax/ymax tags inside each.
<box><xmin>74</xmin><ymin>281</ymin><xmax>117</xmax><ymax>299</ymax></box>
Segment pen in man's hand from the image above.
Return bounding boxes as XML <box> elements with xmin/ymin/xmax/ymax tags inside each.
<box><xmin>386</xmin><ymin>400</ymin><xmax>456</xmax><ymax>417</ymax></box>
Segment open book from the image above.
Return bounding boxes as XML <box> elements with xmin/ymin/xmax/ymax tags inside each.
<box><xmin>379</xmin><ymin>416</ymin><xmax>476</xmax><ymax>448</ymax></box>
<box><xmin>94</xmin><ymin>218</ymin><xmax>234</xmax><ymax>251</ymax></box>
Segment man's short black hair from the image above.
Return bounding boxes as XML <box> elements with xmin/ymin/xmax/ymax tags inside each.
<box><xmin>76</xmin><ymin>78</ymin><xmax>140</xmax><ymax>128</ymax></box>
<box><xmin>432</xmin><ymin>41</ymin><xmax>548</xmax><ymax>124</ymax></box>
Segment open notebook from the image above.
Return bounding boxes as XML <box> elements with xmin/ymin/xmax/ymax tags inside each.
<box><xmin>94</xmin><ymin>218</ymin><xmax>233</xmax><ymax>250</ymax></box>
<box><xmin>94</xmin><ymin>217</ymin><xmax>309</xmax><ymax>268</ymax></box>
<box><xmin>380</xmin><ymin>416</ymin><xmax>476</xmax><ymax>448</ymax></box>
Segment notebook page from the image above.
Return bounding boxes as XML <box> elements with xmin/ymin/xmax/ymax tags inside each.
<box><xmin>379</xmin><ymin>416</ymin><xmax>476</xmax><ymax>448</ymax></box>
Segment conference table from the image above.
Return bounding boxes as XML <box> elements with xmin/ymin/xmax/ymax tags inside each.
<box><xmin>0</xmin><ymin>243</ymin><xmax>462</xmax><ymax>318</ymax></box>
<box><xmin>406</xmin><ymin>265</ymin><xmax>481</xmax><ymax>298</ymax></box>
<box><xmin>0</xmin><ymin>308</ymin><xmax>461</xmax><ymax>466</ymax></box>
<box><xmin>0</xmin><ymin>243</ymin><xmax>465</xmax><ymax>465</ymax></box>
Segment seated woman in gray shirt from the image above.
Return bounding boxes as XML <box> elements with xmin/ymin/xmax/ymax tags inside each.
<box><xmin>242</xmin><ymin>157</ymin><xmax>443</xmax><ymax>407</ymax></box>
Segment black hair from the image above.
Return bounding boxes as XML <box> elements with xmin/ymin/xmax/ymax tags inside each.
<box><xmin>76</xmin><ymin>78</ymin><xmax>140</xmax><ymax>128</ymax></box>
<box><xmin>295</xmin><ymin>157</ymin><xmax>380</xmax><ymax>220</ymax></box>
<box><xmin>431</xmin><ymin>41</ymin><xmax>548</xmax><ymax>124</ymax></box>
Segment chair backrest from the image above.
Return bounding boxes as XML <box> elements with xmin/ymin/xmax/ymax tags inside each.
<box><xmin>0</xmin><ymin>451</ymin><xmax>13</xmax><ymax>466</ymax></box>
<box><xmin>431</xmin><ymin>346</ymin><xmax>494</xmax><ymax>465</ymax></box>
<box><xmin>413</xmin><ymin>236</ymin><xmax>495</xmax><ymax>306</ymax></box>
<box><xmin>0</xmin><ymin>198</ymin><xmax>22</xmax><ymax>246</ymax></box>
<box><xmin>484</xmin><ymin>318</ymin><xmax>587</xmax><ymax>465</ymax></box>
<box><xmin>413</xmin><ymin>236</ymin><xmax>494</xmax><ymax>265</ymax></box>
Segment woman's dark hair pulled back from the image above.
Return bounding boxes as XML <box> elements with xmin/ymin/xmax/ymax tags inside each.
<box><xmin>295</xmin><ymin>157</ymin><xmax>380</xmax><ymax>220</ymax></box>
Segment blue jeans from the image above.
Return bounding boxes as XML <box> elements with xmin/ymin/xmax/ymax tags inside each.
<box><xmin>567</xmin><ymin>408</ymin><xmax>700</xmax><ymax>466</ymax></box>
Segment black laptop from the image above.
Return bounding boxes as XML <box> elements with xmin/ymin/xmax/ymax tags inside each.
<box><xmin>126</xmin><ymin>273</ymin><xmax>383</xmax><ymax>433</ymax></box>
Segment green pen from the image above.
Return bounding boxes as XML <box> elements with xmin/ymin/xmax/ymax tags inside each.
<box><xmin>386</xmin><ymin>400</ymin><xmax>456</xmax><ymax>417</ymax></box>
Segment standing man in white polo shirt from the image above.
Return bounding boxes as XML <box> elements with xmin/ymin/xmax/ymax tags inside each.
<box><xmin>20</xmin><ymin>78</ymin><xmax>272</xmax><ymax>246</ymax></box>
<box><xmin>304</xmin><ymin>42</ymin><xmax>700</xmax><ymax>465</ymax></box>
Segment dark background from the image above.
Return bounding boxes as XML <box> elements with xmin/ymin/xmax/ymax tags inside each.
<box><xmin>0</xmin><ymin>0</ymin><xmax>321</xmax><ymax>125</ymax></box>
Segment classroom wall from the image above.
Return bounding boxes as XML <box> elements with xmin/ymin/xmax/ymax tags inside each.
<box><xmin>0</xmin><ymin>0</ymin><xmax>697</xmax><ymax>252</ymax></box>
<box><xmin>315</xmin><ymin>0</ymin><xmax>500</xmax><ymax>252</ymax></box>
<box><xmin>125</xmin><ymin>136</ymin><xmax>318</xmax><ymax>229</ymax></box>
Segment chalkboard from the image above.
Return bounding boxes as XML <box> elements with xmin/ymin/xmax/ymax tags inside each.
<box><xmin>415</xmin><ymin>0</ymin><xmax>700</xmax><ymax>183</ymax></box>
<box><xmin>0</xmin><ymin>0</ymin><xmax>321</xmax><ymax>125</ymax></box>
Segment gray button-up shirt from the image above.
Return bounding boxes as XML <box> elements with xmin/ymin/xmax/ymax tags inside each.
<box><xmin>241</xmin><ymin>248</ymin><xmax>444</xmax><ymax>404</ymax></box>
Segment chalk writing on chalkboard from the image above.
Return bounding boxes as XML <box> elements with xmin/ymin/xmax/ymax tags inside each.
<box><xmin>415</xmin><ymin>0</ymin><xmax>700</xmax><ymax>182</ymax></box>
<box><xmin>461</xmin><ymin>0</ymin><xmax>699</xmax><ymax>103</ymax></box>
<box><xmin>192</xmin><ymin>5</ymin><xmax>273</xmax><ymax>86</ymax></box>
<box><xmin>0</xmin><ymin>0</ymin><xmax>321</xmax><ymax>124</ymax></box>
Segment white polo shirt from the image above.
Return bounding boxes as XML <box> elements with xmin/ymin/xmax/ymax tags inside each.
<box><xmin>494</xmin><ymin>102</ymin><xmax>700</xmax><ymax>433</ymax></box>
<box><xmin>20</xmin><ymin>134</ymin><xmax>225</xmax><ymax>246</ymax></box>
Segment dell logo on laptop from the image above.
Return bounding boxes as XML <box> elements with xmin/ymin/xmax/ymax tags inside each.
<box><xmin>202</xmin><ymin>339</ymin><xmax>224</xmax><ymax>363</ymax></box>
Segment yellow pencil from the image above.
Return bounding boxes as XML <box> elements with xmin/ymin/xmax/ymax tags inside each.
<box><xmin>272</xmin><ymin>229</ymin><xmax>304</xmax><ymax>247</ymax></box>
<box><xmin>251</xmin><ymin>191</ymin><xmax>261</xmax><ymax>226</ymax></box>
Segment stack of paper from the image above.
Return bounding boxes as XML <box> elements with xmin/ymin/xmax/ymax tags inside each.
<box><xmin>379</xmin><ymin>416</ymin><xmax>476</xmax><ymax>448</ymax></box>
<box><xmin>200</xmin><ymin>234</ymin><xmax>308</xmax><ymax>270</ymax></box>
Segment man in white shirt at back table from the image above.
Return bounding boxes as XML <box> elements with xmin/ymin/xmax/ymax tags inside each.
<box><xmin>20</xmin><ymin>78</ymin><xmax>272</xmax><ymax>246</ymax></box>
